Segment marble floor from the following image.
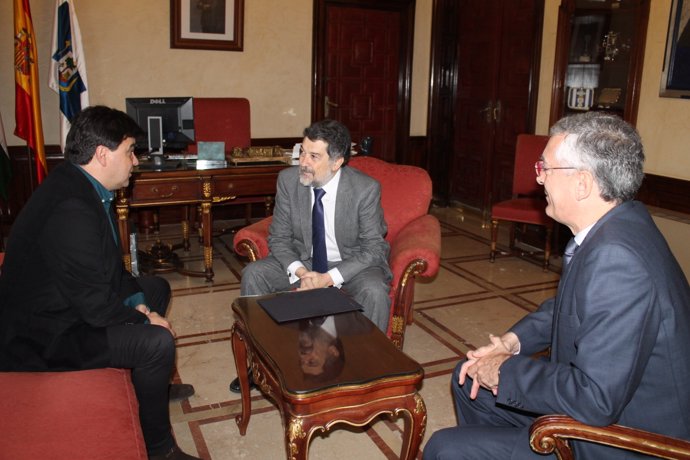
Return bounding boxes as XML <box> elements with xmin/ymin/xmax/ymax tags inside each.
<box><xmin>150</xmin><ymin>206</ymin><xmax>563</xmax><ymax>459</ymax></box>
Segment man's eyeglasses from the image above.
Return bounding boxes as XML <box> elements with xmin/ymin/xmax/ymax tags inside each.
<box><xmin>534</xmin><ymin>160</ymin><xmax>577</xmax><ymax>177</ymax></box>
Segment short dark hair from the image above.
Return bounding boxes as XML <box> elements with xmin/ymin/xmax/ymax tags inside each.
<box><xmin>65</xmin><ymin>106</ymin><xmax>142</xmax><ymax>165</ymax></box>
<box><xmin>303</xmin><ymin>119</ymin><xmax>352</xmax><ymax>165</ymax></box>
<box><xmin>550</xmin><ymin>111</ymin><xmax>645</xmax><ymax>203</ymax></box>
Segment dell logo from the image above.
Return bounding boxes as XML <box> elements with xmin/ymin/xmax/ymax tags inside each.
<box><xmin>149</xmin><ymin>98</ymin><xmax>166</xmax><ymax>104</ymax></box>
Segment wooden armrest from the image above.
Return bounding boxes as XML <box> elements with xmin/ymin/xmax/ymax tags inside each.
<box><xmin>530</xmin><ymin>415</ymin><xmax>690</xmax><ymax>460</ymax></box>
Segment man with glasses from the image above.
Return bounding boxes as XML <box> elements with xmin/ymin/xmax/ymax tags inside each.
<box><xmin>424</xmin><ymin>112</ymin><xmax>690</xmax><ymax>459</ymax></box>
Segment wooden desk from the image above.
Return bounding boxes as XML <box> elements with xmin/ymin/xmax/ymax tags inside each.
<box><xmin>116</xmin><ymin>161</ymin><xmax>288</xmax><ymax>281</ymax></box>
<box><xmin>231</xmin><ymin>295</ymin><xmax>426</xmax><ymax>460</ymax></box>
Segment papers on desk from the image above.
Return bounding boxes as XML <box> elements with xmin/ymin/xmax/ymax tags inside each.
<box><xmin>258</xmin><ymin>288</ymin><xmax>363</xmax><ymax>323</ymax></box>
<box><xmin>196</xmin><ymin>141</ymin><xmax>227</xmax><ymax>169</ymax></box>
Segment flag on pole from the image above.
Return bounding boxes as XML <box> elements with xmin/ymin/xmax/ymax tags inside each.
<box><xmin>14</xmin><ymin>0</ymin><xmax>47</xmax><ymax>184</ymax></box>
<box><xmin>49</xmin><ymin>0</ymin><xmax>89</xmax><ymax>152</ymax></box>
<box><xmin>0</xmin><ymin>113</ymin><xmax>11</xmax><ymax>201</ymax></box>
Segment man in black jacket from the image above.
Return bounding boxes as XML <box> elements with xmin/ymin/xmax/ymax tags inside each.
<box><xmin>0</xmin><ymin>106</ymin><xmax>198</xmax><ymax>460</ymax></box>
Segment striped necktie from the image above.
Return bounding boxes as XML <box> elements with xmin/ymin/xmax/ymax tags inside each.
<box><xmin>563</xmin><ymin>237</ymin><xmax>579</xmax><ymax>266</ymax></box>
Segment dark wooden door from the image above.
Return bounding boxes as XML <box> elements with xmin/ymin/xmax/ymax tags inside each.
<box><xmin>313</xmin><ymin>0</ymin><xmax>415</xmax><ymax>164</ymax></box>
<box><xmin>450</xmin><ymin>0</ymin><xmax>543</xmax><ymax>215</ymax></box>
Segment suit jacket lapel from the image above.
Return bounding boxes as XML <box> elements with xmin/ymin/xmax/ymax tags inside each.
<box><xmin>334</xmin><ymin>167</ymin><xmax>354</xmax><ymax>250</ymax></box>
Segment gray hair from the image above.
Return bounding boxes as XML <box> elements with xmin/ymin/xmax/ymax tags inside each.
<box><xmin>550</xmin><ymin>112</ymin><xmax>644</xmax><ymax>203</ymax></box>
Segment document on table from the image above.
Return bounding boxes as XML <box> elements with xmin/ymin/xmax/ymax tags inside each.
<box><xmin>258</xmin><ymin>288</ymin><xmax>363</xmax><ymax>323</ymax></box>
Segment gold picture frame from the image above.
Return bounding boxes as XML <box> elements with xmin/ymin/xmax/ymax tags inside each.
<box><xmin>170</xmin><ymin>0</ymin><xmax>244</xmax><ymax>51</ymax></box>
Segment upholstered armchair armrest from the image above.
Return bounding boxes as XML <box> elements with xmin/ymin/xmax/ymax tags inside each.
<box><xmin>530</xmin><ymin>415</ymin><xmax>690</xmax><ymax>460</ymax></box>
<box><xmin>389</xmin><ymin>214</ymin><xmax>441</xmax><ymax>281</ymax></box>
<box><xmin>233</xmin><ymin>216</ymin><xmax>272</xmax><ymax>262</ymax></box>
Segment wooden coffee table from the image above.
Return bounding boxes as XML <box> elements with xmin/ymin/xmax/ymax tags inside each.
<box><xmin>230</xmin><ymin>295</ymin><xmax>426</xmax><ymax>460</ymax></box>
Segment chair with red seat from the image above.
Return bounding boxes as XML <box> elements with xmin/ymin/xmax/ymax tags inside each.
<box><xmin>490</xmin><ymin>134</ymin><xmax>553</xmax><ymax>270</ymax></box>
<box><xmin>187</xmin><ymin>97</ymin><xmax>251</xmax><ymax>154</ymax></box>
<box><xmin>233</xmin><ymin>156</ymin><xmax>442</xmax><ymax>349</ymax></box>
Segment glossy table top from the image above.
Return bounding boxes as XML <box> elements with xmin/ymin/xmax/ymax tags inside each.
<box><xmin>232</xmin><ymin>294</ymin><xmax>423</xmax><ymax>395</ymax></box>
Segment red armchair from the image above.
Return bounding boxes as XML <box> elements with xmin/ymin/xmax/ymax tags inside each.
<box><xmin>233</xmin><ymin>156</ymin><xmax>441</xmax><ymax>349</ymax></box>
<box><xmin>0</xmin><ymin>368</ymin><xmax>146</xmax><ymax>460</ymax></box>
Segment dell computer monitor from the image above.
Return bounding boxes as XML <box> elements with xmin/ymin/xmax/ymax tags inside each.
<box><xmin>125</xmin><ymin>97</ymin><xmax>195</xmax><ymax>152</ymax></box>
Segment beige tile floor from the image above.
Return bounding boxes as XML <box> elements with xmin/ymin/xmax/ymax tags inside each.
<box><xmin>149</xmin><ymin>206</ymin><xmax>562</xmax><ymax>459</ymax></box>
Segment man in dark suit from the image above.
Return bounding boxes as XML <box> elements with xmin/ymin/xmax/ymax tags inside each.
<box><xmin>0</xmin><ymin>106</ymin><xmax>199</xmax><ymax>460</ymax></box>
<box><xmin>424</xmin><ymin>112</ymin><xmax>690</xmax><ymax>459</ymax></box>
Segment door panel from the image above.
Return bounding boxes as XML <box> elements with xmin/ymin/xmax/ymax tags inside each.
<box><xmin>324</xmin><ymin>7</ymin><xmax>400</xmax><ymax>162</ymax></box>
<box><xmin>314</xmin><ymin>0</ymin><xmax>414</xmax><ymax>164</ymax></box>
<box><xmin>451</xmin><ymin>0</ymin><xmax>542</xmax><ymax>215</ymax></box>
<box><xmin>452</xmin><ymin>0</ymin><xmax>501</xmax><ymax>209</ymax></box>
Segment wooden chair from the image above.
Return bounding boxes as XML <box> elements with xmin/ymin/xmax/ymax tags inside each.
<box><xmin>530</xmin><ymin>414</ymin><xmax>690</xmax><ymax>459</ymax></box>
<box><xmin>490</xmin><ymin>134</ymin><xmax>553</xmax><ymax>270</ymax></box>
<box><xmin>233</xmin><ymin>156</ymin><xmax>442</xmax><ymax>349</ymax></box>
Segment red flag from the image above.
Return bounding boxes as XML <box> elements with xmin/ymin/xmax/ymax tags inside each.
<box><xmin>14</xmin><ymin>0</ymin><xmax>47</xmax><ymax>184</ymax></box>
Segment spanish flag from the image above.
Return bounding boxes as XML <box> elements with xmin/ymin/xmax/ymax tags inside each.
<box><xmin>14</xmin><ymin>0</ymin><xmax>47</xmax><ymax>184</ymax></box>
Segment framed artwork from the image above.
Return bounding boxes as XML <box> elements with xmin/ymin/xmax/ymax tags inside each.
<box><xmin>170</xmin><ymin>0</ymin><xmax>244</xmax><ymax>51</ymax></box>
<box><xmin>661</xmin><ymin>0</ymin><xmax>690</xmax><ymax>98</ymax></box>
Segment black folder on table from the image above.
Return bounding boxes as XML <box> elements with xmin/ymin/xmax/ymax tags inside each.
<box><xmin>258</xmin><ymin>288</ymin><xmax>363</xmax><ymax>323</ymax></box>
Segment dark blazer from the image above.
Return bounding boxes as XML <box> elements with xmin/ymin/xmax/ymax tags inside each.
<box><xmin>267</xmin><ymin>165</ymin><xmax>391</xmax><ymax>282</ymax></box>
<box><xmin>501</xmin><ymin>201</ymin><xmax>690</xmax><ymax>458</ymax></box>
<box><xmin>0</xmin><ymin>162</ymin><xmax>147</xmax><ymax>371</ymax></box>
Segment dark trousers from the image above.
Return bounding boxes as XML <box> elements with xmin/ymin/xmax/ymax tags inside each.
<box><xmin>423</xmin><ymin>360</ymin><xmax>540</xmax><ymax>460</ymax></box>
<box><xmin>106</xmin><ymin>276</ymin><xmax>176</xmax><ymax>455</ymax></box>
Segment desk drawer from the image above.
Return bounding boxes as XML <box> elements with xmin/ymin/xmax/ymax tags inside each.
<box><xmin>131</xmin><ymin>178</ymin><xmax>202</xmax><ymax>204</ymax></box>
<box><xmin>213</xmin><ymin>174</ymin><xmax>279</xmax><ymax>197</ymax></box>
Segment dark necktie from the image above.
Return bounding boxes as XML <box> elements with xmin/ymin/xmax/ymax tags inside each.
<box><xmin>312</xmin><ymin>188</ymin><xmax>328</xmax><ymax>273</ymax></box>
<box><xmin>563</xmin><ymin>237</ymin><xmax>579</xmax><ymax>267</ymax></box>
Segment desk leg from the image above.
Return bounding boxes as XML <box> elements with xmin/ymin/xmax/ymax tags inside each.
<box><xmin>400</xmin><ymin>393</ymin><xmax>427</xmax><ymax>460</ymax></box>
<box><xmin>116</xmin><ymin>201</ymin><xmax>132</xmax><ymax>272</ymax></box>
<box><xmin>231</xmin><ymin>322</ymin><xmax>251</xmax><ymax>435</ymax></box>
<box><xmin>181</xmin><ymin>206</ymin><xmax>191</xmax><ymax>252</ymax></box>
<box><xmin>200</xmin><ymin>202</ymin><xmax>214</xmax><ymax>281</ymax></box>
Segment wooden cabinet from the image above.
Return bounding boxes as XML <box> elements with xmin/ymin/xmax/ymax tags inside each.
<box><xmin>550</xmin><ymin>0</ymin><xmax>649</xmax><ymax>126</ymax></box>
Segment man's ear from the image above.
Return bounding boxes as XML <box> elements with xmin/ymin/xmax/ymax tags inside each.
<box><xmin>575</xmin><ymin>170</ymin><xmax>594</xmax><ymax>201</ymax></box>
<box><xmin>93</xmin><ymin>145</ymin><xmax>109</xmax><ymax>167</ymax></box>
<box><xmin>331</xmin><ymin>156</ymin><xmax>344</xmax><ymax>171</ymax></box>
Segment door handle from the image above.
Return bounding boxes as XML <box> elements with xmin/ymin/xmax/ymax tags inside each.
<box><xmin>325</xmin><ymin>96</ymin><xmax>339</xmax><ymax>117</ymax></box>
<box><xmin>479</xmin><ymin>101</ymin><xmax>493</xmax><ymax>123</ymax></box>
<box><xmin>493</xmin><ymin>100</ymin><xmax>502</xmax><ymax>123</ymax></box>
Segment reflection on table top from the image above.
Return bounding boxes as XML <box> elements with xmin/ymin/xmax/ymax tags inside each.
<box><xmin>232</xmin><ymin>294</ymin><xmax>423</xmax><ymax>395</ymax></box>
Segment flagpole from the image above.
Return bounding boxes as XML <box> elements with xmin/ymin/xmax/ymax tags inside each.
<box><xmin>25</xmin><ymin>145</ymin><xmax>36</xmax><ymax>191</ymax></box>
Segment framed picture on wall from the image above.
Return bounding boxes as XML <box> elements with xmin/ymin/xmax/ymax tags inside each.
<box><xmin>170</xmin><ymin>0</ymin><xmax>244</xmax><ymax>51</ymax></box>
<box><xmin>660</xmin><ymin>0</ymin><xmax>690</xmax><ymax>98</ymax></box>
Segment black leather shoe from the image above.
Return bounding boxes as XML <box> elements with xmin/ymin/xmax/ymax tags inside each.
<box><xmin>149</xmin><ymin>444</ymin><xmax>201</xmax><ymax>460</ymax></box>
<box><xmin>229</xmin><ymin>370</ymin><xmax>256</xmax><ymax>393</ymax></box>
<box><xmin>169</xmin><ymin>383</ymin><xmax>195</xmax><ymax>402</ymax></box>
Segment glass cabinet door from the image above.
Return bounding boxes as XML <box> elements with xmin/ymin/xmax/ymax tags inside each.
<box><xmin>550</xmin><ymin>0</ymin><xmax>650</xmax><ymax>125</ymax></box>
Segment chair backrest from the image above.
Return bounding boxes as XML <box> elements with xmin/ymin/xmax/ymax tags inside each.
<box><xmin>513</xmin><ymin>134</ymin><xmax>550</xmax><ymax>197</ymax></box>
<box><xmin>349</xmin><ymin>156</ymin><xmax>432</xmax><ymax>243</ymax></box>
<box><xmin>187</xmin><ymin>97</ymin><xmax>251</xmax><ymax>153</ymax></box>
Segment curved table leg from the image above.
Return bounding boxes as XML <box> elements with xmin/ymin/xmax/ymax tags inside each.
<box><xmin>231</xmin><ymin>323</ymin><xmax>251</xmax><ymax>435</ymax></box>
<box><xmin>400</xmin><ymin>393</ymin><xmax>427</xmax><ymax>460</ymax></box>
<box><xmin>285</xmin><ymin>416</ymin><xmax>309</xmax><ymax>460</ymax></box>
